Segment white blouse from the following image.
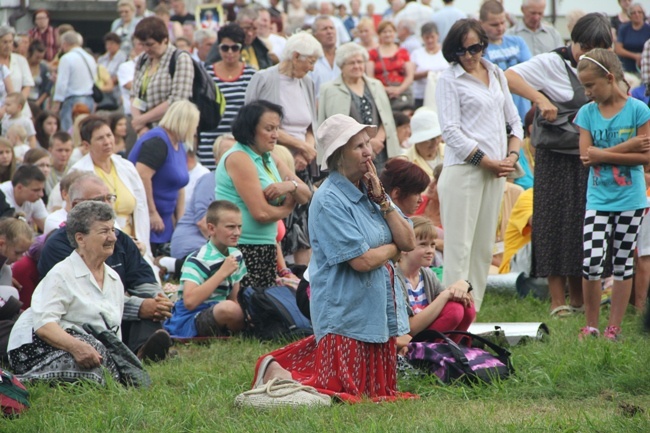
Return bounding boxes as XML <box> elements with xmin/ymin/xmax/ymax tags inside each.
<box><xmin>435</xmin><ymin>58</ymin><xmax>523</xmax><ymax>167</ymax></box>
<box><xmin>8</xmin><ymin>251</ymin><xmax>124</xmax><ymax>352</ymax></box>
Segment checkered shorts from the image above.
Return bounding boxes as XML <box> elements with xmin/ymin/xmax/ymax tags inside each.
<box><xmin>583</xmin><ymin>208</ymin><xmax>645</xmax><ymax>281</ymax></box>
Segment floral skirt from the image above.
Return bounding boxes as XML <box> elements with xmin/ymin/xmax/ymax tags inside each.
<box><xmin>9</xmin><ymin>330</ymin><xmax>120</xmax><ymax>385</ymax></box>
<box><xmin>259</xmin><ymin>334</ymin><xmax>418</xmax><ymax>403</ymax></box>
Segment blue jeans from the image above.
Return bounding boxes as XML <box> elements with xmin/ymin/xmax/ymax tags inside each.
<box><xmin>60</xmin><ymin>95</ymin><xmax>94</xmax><ymax>131</ymax></box>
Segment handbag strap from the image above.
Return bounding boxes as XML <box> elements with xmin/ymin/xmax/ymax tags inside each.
<box><xmin>75</xmin><ymin>50</ymin><xmax>96</xmax><ymax>83</ymax></box>
<box><xmin>376</xmin><ymin>49</ymin><xmax>390</xmax><ymax>85</ymax></box>
<box><xmin>437</xmin><ymin>330</ymin><xmax>512</xmax><ymax>359</ymax></box>
<box><xmin>415</xmin><ymin>329</ymin><xmax>474</xmax><ymax>375</ymax></box>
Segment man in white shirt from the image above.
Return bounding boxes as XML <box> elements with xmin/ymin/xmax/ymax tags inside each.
<box><xmin>508</xmin><ymin>0</ymin><xmax>563</xmax><ymax>56</ymax></box>
<box><xmin>256</xmin><ymin>8</ymin><xmax>286</xmax><ymax>63</ymax></box>
<box><xmin>310</xmin><ymin>16</ymin><xmax>341</xmax><ymax>97</ymax></box>
<box><xmin>0</xmin><ymin>165</ymin><xmax>48</xmax><ymax>232</ymax></box>
<box><xmin>394</xmin><ymin>0</ymin><xmax>433</xmax><ymax>38</ymax></box>
<box><xmin>319</xmin><ymin>2</ymin><xmax>351</xmax><ymax>45</ymax></box>
<box><xmin>397</xmin><ymin>19</ymin><xmax>422</xmax><ymax>54</ymax></box>
<box><xmin>431</xmin><ymin>0</ymin><xmax>467</xmax><ymax>43</ymax></box>
<box><xmin>117</xmin><ymin>38</ymin><xmax>145</xmax><ymax>117</ymax></box>
<box><xmin>51</xmin><ymin>31</ymin><xmax>97</xmax><ymax>131</ymax></box>
<box><xmin>191</xmin><ymin>29</ymin><xmax>217</xmax><ymax>63</ymax></box>
<box><xmin>134</xmin><ymin>0</ymin><xmax>155</xmax><ymax>19</ymax></box>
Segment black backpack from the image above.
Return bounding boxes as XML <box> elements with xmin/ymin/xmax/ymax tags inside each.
<box><xmin>238</xmin><ymin>286</ymin><xmax>313</xmax><ymax>341</ymax></box>
<box><xmin>138</xmin><ymin>49</ymin><xmax>225</xmax><ymax>133</ymax></box>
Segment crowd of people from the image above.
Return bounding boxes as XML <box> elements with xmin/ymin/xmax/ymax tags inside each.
<box><xmin>0</xmin><ymin>0</ymin><xmax>648</xmax><ymax>409</ymax></box>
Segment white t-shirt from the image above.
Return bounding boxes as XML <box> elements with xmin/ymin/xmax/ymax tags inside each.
<box><xmin>508</xmin><ymin>52</ymin><xmax>576</xmax><ymax>103</ymax></box>
<box><xmin>1</xmin><ymin>114</ymin><xmax>36</xmax><ymax>138</ymax></box>
<box><xmin>185</xmin><ymin>162</ymin><xmax>210</xmax><ymax>209</ymax></box>
<box><xmin>117</xmin><ymin>59</ymin><xmax>135</xmax><ymax>116</ymax></box>
<box><xmin>0</xmin><ymin>181</ymin><xmax>48</xmax><ymax>225</ymax></box>
<box><xmin>410</xmin><ymin>48</ymin><xmax>449</xmax><ymax>99</ymax></box>
<box><xmin>44</xmin><ymin>208</ymin><xmax>67</xmax><ymax>235</ymax></box>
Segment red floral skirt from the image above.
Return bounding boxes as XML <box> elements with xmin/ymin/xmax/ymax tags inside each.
<box><xmin>255</xmin><ymin>334</ymin><xmax>418</xmax><ymax>403</ymax></box>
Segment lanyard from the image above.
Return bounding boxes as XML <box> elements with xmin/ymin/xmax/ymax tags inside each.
<box><xmin>263</xmin><ymin>159</ymin><xmax>280</xmax><ymax>184</ymax></box>
<box><xmin>139</xmin><ymin>63</ymin><xmax>158</xmax><ymax>98</ymax></box>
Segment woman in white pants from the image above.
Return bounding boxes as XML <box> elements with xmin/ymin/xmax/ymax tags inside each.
<box><xmin>435</xmin><ymin>19</ymin><xmax>522</xmax><ymax>311</ymax></box>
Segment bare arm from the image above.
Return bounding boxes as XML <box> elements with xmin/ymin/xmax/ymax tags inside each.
<box><xmin>504</xmin><ymin>69</ymin><xmax>558</xmax><ymax>121</ymax></box>
<box><xmin>615</xmin><ymin>42</ymin><xmax>642</xmax><ymax>62</ymax></box>
<box><xmin>134</xmin><ymin>162</ymin><xmax>163</xmax><ymax>232</ymax></box>
<box><xmin>348</xmin><ymin>243</ymin><xmax>399</xmax><ymax>272</ymax></box>
<box><xmin>272</xmin><ymin>153</ymin><xmax>311</xmax><ymax>204</ymax></box>
<box><xmin>183</xmin><ymin>255</ymin><xmax>239</xmax><ymax>310</ymax></box>
<box><xmin>581</xmin><ymin>124</ymin><xmax>650</xmax><ymax>166</ymax></box>
<box><xmin>365</xmin><ymin>60</ymin><xmax>375</xmax><ymax>78</ymax></box>
<box><xmin>226</xmin><ymin>152</ymin><xmax>296</xmax><ymax>223</ymax></box>
<box><xmin>131</xmin><ymin>100</ymin><xmax>170</xmax><ymax>133</ymax></box>
<box><xmin>35</xmin><ymin>322</ymin><xmax>102</xmax><ymax>369</ymax></box>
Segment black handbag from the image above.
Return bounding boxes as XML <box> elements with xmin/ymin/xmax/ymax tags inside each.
<box><xmin>77</xmin><ymin>52</ymin><xmax>104</xmax><ymax>104</ymax></box>
<box><xmin>82</xmin><ymin>322</ymin><xmax>151</xmax><ymax>388</ymax></box>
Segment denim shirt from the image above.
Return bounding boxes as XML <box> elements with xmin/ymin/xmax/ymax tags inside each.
<box><xmin>308</xmin><ymin>171</ymin><xmax>410</xmax><ymax>343</ymax></box>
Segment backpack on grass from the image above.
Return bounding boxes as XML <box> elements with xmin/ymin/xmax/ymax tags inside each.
<box><xmin>137</xmin><ymin>50</ymin><xmax>225</xmax><ymax>133</ymax></box>
<box><xmin>0</xmin><ymin>368</ymin><xmax>29</xmax><ymax>416</ymax></box>
<box><xmin>406</xmin><ymin>330</ymin><xmax>514</xmax><ymax>384</ymax></box>
<box><xmin>238</xmin><ymin>286</ymin><xmax>313</xmax><ymax>341</ymax></box>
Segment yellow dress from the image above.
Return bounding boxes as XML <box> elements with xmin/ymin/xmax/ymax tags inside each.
<box><xmin>94</xmin><ymin>162</ymin><xmax>137</xmax><ymax>237</ymax></box>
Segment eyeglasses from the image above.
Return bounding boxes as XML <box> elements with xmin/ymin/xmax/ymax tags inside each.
<box><xmin>219</xmin><ymin>43</ymin><xmax>242</xmax><ymax>52</ymax></box>
<box><xmin>455</xmin><ymin>43</ymin><xmax>484</xmax><ymax>58</ymax></box>
<box><xmin>73</xmin><ymin>194</ymin><xmax>117</xmax><ymax>205</ymax></box>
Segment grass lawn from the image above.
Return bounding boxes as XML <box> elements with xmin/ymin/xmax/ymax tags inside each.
<box><xmin>2</xmin><ymin>292</ymin><xmax>650</xmax><ymax>433</ymax></box>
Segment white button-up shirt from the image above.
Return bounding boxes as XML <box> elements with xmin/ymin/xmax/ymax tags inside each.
<box><xmin>8</xmin><ymin>251</ymin><xmax>124</xmax><ymax>352</ymax></box>
<box><xmin>435</xmin><ymin>58</ymin><xmax>523</xmax><ymax>166</ymax></box>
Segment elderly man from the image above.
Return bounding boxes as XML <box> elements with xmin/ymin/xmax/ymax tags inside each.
<box><xmin>134</xmin><ymin>0</ymin><xmax>154</xmax><ymax>19</ymax></box>
<box><xmin>397</xmin><ymin>19</ymin><xmax>421</xmax><ymax>54</ymax></box>
<box><xmin>310</xmin><ymin>15</ymin><xmax>340</xmax><ymax>97</ymax></box>
<box><xmin>255</xmin><ymin>7</ymin><xmax>284</xmax><ymax>63</ymax></box>
<box><xmin>192</xmin><ymin>29</ymin><xmax>216</xmax><ymax>63</ymax></box>
<box><xmin>205</xmin><ymin>7</ymin><xmax>273</xmax><ymax>70</ymax></box>
<box><xmin>51</xmin><ymin>31</ymin><xmax>96</xmax><ymax>131</ymax></box>
<box><xmin>38</xmin><ymin>174</ymin><xmax>174</xmax><ymax>362</ymax></box>
<box><xmin>508</xmin><ymin>0</ymin><xmax>563</xmax><ymax>55</ymax></box>
<box><xmin>319</xmin><ymin>2</ymin><xmax>351</xmax><ymax>45</ymax></box>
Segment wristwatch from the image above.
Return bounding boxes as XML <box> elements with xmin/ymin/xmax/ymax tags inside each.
<box><xmin>290</xmin><ymin>179</ymin><xmax>298</xmax><ymax>193</ymax></box>
<box><xmin>465</xmin><ymin>280</ymin><xmax>473</xmax><ymax>293</ymax></box>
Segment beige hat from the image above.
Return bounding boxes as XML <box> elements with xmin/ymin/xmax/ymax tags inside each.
<box><xmin>317</xmin><ymin>114</ymin><xmax>377</xmax><ymax>170</ymax></box>
<box><xmin>408</xmin><ymin>108</ymin><xmax>442</xmax><ymax>146</ymax></box>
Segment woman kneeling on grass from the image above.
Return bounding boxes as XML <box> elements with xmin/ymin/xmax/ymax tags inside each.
<box><xmin>235</xmin><ymin>114</ymin><xmax>417</xmax><ymax>408</ymax></box>
<box><xmin>395</xmin><ymin>216</ymin><xmax>475</xmax><ymax>350</ymax></box>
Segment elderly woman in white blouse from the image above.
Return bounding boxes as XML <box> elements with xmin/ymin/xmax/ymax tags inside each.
<box><xmin>8</xmin><ymin>202</ymin><xmax>124</xmax><ymax>384</ymax></box>
<box><xmin>435</xmin><ymin>20</ymin><xmax>522</xmax><ymax>312</ymax></box>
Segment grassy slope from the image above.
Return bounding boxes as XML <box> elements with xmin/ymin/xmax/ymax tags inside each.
<box><xmin>3</xmin><ymin>293</ymin><xmax>650</xmax><ymax>433</ymax></box>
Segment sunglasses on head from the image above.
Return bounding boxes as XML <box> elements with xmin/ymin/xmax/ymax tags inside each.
<box><xmin>455</xmin><ymin>43</ymin><xmax>484</xmax><ymax>58</ymax></box>
<box><xmin>219</xmin><ymin>43</ymin><xmax>242</xmax><ymax>52</ymax></box>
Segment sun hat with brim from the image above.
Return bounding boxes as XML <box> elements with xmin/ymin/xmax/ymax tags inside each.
<box><xmin>408</xmin><ymin>108</ymin><xmax>442</xmax><ymax>146</ymax></box>
<box><xmin>318</xmin><ymin>114</ymin><xmax>377</xmax><ymax>170</ymax></box>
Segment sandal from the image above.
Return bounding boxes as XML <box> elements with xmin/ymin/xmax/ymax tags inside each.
<box><xmin>579</xmin><ymin>326</ymin><xmax>600</xmax><ymax>341</ymax></box>
<box><xmin>234</xmin><ymin>378</ymin><xmax>331</xmax><ymax>409</ymax></box>
<box><xmin>550</xmin><ymin>305</ymin><xmax>573</xmax><ymax>318</ymax></box>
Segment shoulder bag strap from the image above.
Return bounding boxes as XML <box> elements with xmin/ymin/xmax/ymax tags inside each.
<box><xmin>75</xmin><ymin>50</ymin><xmax>95</xmax><ymax>82</ymax></box>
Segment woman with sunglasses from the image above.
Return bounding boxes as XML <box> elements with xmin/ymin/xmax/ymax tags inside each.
<box><xmin>505</xmin><ymin>13</ymin><xmax>614</xmax><ymax>318</ymax></box>
<box><xmin>198</xmin><ymin>24</ymin><xmax>257</xmax><ymax>171</ymax></box>
<box><xmin>435</xmin><ymin>19</ymin><xmax>523</xmax><ymax>313</ymax></box>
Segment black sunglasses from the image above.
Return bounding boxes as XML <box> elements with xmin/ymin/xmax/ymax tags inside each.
<box><xmin>219</xmin><ymin>43</ymin><xmax>242</xmax><ymax>53</ymax></box>
<box><xmin>455</xmin><ymin>43</ymin><xmax>484</xmax><ymax>58</ymax></box>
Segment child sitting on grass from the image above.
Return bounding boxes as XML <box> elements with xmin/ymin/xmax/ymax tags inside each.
<box><xmin>396</xmin><ymin>216</ymin><xmax>475</xmax><ymax>349</ymax></box>
<box><xmin>164</xmin><ymin>200</ymin><xmax>247</xmax><ymax>338</ymax></box>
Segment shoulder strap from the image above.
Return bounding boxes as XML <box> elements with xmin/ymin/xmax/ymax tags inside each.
<box><xmin>168</xmin><ymin>49</ymin><xmax>193</xmax><ymax>78</ymax></box>
<box><xmin>75</xmin><ymin>50</ymin><xmax>95</xmax><ymax>82</ymax></box>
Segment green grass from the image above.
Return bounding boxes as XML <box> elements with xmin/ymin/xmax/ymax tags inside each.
<box><xmin>3</xmin><ymin>293</ymin><xmax>650</xmax><ymax>433</ymax></box>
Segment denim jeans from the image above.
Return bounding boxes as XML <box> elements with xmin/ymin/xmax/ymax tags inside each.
<box><xmin>60</xmin><ymin>95</ymin><xmax>94</xmax><ymax>131</ymax></box>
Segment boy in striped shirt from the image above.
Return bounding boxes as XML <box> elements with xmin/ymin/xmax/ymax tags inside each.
<box><xmin>165</xmin><ymin>200</ymin><xmax>247</xmax><ymax>337</ymax></box>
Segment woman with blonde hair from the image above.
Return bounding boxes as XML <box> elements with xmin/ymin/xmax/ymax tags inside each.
<box><xmin>355</xmin><ymin>17</ymin><xmax>378</xmax><ymax>51</ymax></box>
<box><xmin>129</xmin><ymin>99</ymin><xmax>199</xmax><ymax>254</ymax></box>
<box><xmin>0</xmin><ymin>138</ymin><xmax>15</xmax><ymax>184</ymax></box>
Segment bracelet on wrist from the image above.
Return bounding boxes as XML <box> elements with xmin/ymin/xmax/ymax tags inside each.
<box><xmin>508</xmin><ymin>151</ymin><xmax>520</xmax><ymax>162</ymax></box>
<box><xmin>381</xmin><ymin>206</ymin><xmax>395</xmax><ymax>218</ymax></box>
<box><xmin>278</xmin><ymin>267</ymin><xmax>292</xmax><ymax>277</ymax></box>
<box><xmin>465</xmin><ymin>280</ymin><xmax>473</xmax><ymax>293</ymax></box>
<box><xmin>289</xmin><ymin>179</ymin><xmax>298</xmax><ymax>194</ymax></box>
<box><xmin>468</xmin><ymin>149</ymin><xmax>485</xmax><ymax>166</ymax></box>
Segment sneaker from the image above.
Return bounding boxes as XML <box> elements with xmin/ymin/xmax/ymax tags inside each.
<box><xmin>579</xmin><ymin>326</ymin><xmax>600</xmax><ymax>340</ymax></box>
<box><xmin>137</xmin><ymin>329</ymin><xmax>173</xmax><ymax>362</ymax></box>
<box><xmin>234</xmin><ymin>378</ymin><xmax>331</xmax><ymax>409</ymax></box>
<box><xmin>603</xmin><ymin>326</ymin><xmax>622</xmax><ymax>341</ymax></box>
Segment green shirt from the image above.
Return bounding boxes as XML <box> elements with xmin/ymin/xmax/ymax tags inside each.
<box><xmin>179</xmin><ymin>242</ymin><xmax>247</xmax><ymax>303</ymax></box>
<box><xmin>214</xmin><ymin>142</ymin><xmax>283</xmax><ymax>245</ymax></box>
